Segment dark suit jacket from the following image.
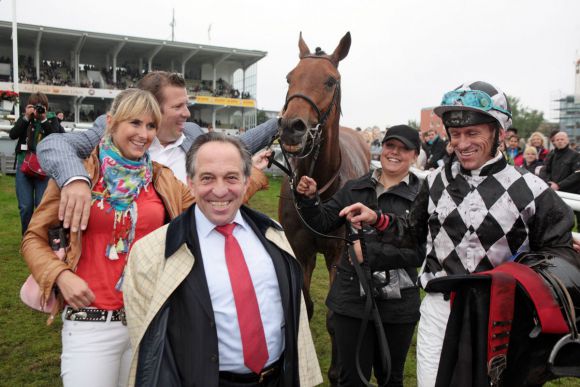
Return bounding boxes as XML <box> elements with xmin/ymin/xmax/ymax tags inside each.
<box><xmin>135</xmin><ymin>205</ymin><xmax>304</xmax><ymax>387</ymax></box>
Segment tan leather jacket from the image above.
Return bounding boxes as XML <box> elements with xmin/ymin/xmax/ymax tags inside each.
<box><xmin>21</xmin><ymin>149</ymin><xmax>268</xmax><ymax>323</ymax></box>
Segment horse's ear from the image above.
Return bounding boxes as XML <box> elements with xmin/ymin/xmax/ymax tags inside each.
<box><xmin>330</xmin><ymin>32</ymin><xmax>351</xmax><ymax>67</ymax></box>
<box><xmin>298</xmin><ymin>32</ymin><xmax>311</xmax><ymax>59</ymax></box>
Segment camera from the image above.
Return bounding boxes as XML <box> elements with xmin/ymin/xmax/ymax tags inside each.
<box><xmin>34</xmin><ymin>104</ymin><xmax>46</xmax><ymax>115</ymax></box>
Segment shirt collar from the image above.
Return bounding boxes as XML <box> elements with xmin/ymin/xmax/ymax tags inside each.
<box><xmin>452</xmin><ymin>152</ymin><xmax>505</xmax><ymax>178</ymax></box>
<box><xmin>371</xmin><ymin>168</ymin><xmax>410</xmax><ymax>185</ymax></box>
<box><xmin>150</xmin><ymin>134</ymin><xmax>186</xmax><ymax>150</ymax></box>
<box><xmin>195</xmin><ymin>205</ymin><xmax>247</xmax><ymax>238</ymax></box>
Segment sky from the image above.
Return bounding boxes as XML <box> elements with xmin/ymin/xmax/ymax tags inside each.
<box><xmin>1</xmin><ymin>0</ymin><xmax>579</xmax><ymax>129</ymax></box>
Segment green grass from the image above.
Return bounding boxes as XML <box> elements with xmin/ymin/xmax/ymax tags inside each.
<box><xmin>0</xmin><ymin>175</ymin><xmax>62</xmax><ymax>386</ymax></box>
<box><xmin>1</xmin><ymin>174</ymin><xmax>578</xmax><ymax>386</ymax></box>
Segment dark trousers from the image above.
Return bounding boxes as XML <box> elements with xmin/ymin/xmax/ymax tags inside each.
<box><xmin>334</xmin><ymin>313</ymin><xmax>416</xmax><ymax>387</ymax></box>
<box><xmin>15</xmin><ymin>164</ymin><xmax>48</xmax><ymax>234</ymax></box>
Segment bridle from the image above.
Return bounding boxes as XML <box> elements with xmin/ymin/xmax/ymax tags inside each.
<box><xmin>279</xmin><ymin>54</ymin><xmax>342</xmax><ymax>189</ymax></box>
<box><xmin>269</xmin><ymin>54</ymin><xmax>346</xmax><ymax>243</ymax></box>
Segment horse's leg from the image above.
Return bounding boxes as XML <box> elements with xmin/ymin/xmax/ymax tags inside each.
<box><xmin>301</xmin><ymin>251</ymin><xmax>317</xmax><ymax>320</ymax></box>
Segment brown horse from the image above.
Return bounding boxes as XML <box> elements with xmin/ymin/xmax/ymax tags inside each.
<box><xmin>277</xmin><ymin>32</ymin><xmax>370</xmax><ymax>384</ymax></box>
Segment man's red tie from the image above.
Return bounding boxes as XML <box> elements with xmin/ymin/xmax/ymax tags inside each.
<box><xmin>215</xmin><ymin>223</ymin><xmax>269</xmax><ymax>374</ymax></box>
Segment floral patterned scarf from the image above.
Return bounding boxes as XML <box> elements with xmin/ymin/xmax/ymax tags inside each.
<box><xmin>92</xmin><ymin>136</ymin><xmax>153</xmax><ymax>260</ymax></box>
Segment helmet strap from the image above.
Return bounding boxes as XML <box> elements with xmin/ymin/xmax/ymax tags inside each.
<box><xmin>490</xmin><ymin>124</ymin><xmax>500</xmax><ymax>157</ymax></box>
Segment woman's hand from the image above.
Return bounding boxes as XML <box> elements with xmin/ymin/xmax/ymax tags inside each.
<box><xmin>55</xmin><ymin>270</ymin><xmax>95</xmax><ymax>310</ymax></box>
<box><xmin>339</xmin><ymin>202</ymin><xmax>377</xmax><ymax>229</ymax></box>
<box><xmin>296</xmin><ymin>176</ymin><xmax>317</xmax><ymax>198</ymax></box>
<box><xmin>252</xmin><ymin>149</ymin><xmax>273</xmax><ymax>171</ymax></box>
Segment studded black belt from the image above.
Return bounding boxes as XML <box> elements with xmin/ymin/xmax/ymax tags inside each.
<box><xmin>64</xmin><ymin>307</ymin><xmax>126</xmax><ymax>325</ymax></box>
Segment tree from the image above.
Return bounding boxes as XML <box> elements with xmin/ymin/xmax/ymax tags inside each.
<box><xmin>507</xmin><ymin>96</ymin><xmax>544</xmax><ymax>139</ymax></box>
<box><xmin>256</xmin><ymin>109</ymin><xmax>268</xmax><ymax>125</ymax></box>
<box><xmin>407</xmin><ymin>119</ymin><xmax>420</xmax><ymax>130</ymax></box>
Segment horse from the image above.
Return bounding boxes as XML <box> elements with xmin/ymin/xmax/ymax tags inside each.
<box><xmin>427</xmin><ymin>252</ymin><xmax>580</xmax><ymax>386</ymax></box>
<box><xmin>277</xmin><ymin>32</ymin><xmax>370</xmax><ymax>384</ymax></box>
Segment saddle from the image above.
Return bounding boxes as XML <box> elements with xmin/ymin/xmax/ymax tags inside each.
<box><xmin>426</xmin><ymin>254</ymin><xmax>580</xmax><ymax>386</ymax></box>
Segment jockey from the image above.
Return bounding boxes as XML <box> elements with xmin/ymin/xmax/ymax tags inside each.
<box><xmin>339</xmin><ymin>81</ymin><xmax>577</xmax><ymax>387</ymax></box>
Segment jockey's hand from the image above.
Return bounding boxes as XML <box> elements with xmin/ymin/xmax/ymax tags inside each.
<box><xmin>252</xmin><ymin>149</ymin><xmax>273</xmax><ymax>171</ymax></box>
<box><xmin>55</xmin><ymin>270</ymin><xmax>95</xmax><ymax>310</ymax></box>
<box><xmin>296</xmin><ymin>176</ymin><xmax>317</xmax><ymax>198</ymax></box>
<box><xmin>339</xmin><ymin>203</ymin><xmax>377</xmax><ymax>229</ymax></box>
<box><xmin>573</xmin><ymin>237</ymin><xmax>580</xmax><ymax>254</ymax></box>
<box><xmin>59</xmin><ymin>180</ymin><xmax>92</xmax><ymax>232</ymax></box>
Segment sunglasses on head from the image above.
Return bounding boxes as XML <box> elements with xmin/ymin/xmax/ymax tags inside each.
<box><xmin>441</xmin><ymin>90</ymin><xmax>512</xmax><ymax>118</ymax></box>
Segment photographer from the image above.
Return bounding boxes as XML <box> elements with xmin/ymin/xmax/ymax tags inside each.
<box><xmin>10</xmin><ymin>92</ymin><xmax>64</xmax><ymax>234</ymax></box>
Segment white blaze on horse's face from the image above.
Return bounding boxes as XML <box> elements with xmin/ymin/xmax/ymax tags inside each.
<box><xmin>278</xmin><ymin>32</ymin><xmax>351</xmax><ymax>155</ymax></box>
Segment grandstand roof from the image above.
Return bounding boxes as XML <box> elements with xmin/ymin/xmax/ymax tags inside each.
<box><xmin>0</xmin><ymin>20</ymin><xmax>267</xmax><ymax>69</ymax></box>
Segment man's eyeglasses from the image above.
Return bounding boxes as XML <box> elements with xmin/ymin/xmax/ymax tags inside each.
<box><xmin>441</xmin><ymin>90</ymin><xmax>512</xmax><ymax>118</ymax></box>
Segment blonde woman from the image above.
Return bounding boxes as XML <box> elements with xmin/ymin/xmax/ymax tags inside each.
<box><xmin>522</xmin><ymin>146</ymin><xmax>543</xmax><ymax>175</ymax></box>
<box><xmin>527</xmin><ymin>131</ymin><xmax>549</xmax><ymax>161</ymax></box>
<box><xmin>21</xmin><ymin>89</ymin><xmax>194</xmax><ymax>387</ymax></box>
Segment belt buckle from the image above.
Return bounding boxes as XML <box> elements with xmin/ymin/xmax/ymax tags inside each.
<box><xmin>119</xmin><ymin>308</ymin><xmax>127</xmax><ymax>326</ymax></box>
<box><xmin>68</xmin><ymin>309</ymin><xmax>87</xmax><ymax>321</ymax></box>
<box><xmin>258</xmin><ymin>367</ymin><xmax>275</xmax><ymax>384</ymax></box>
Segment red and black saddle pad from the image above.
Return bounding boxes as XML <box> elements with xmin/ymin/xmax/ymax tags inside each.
<box><xmin>426</xmin><ymin>262</ymin><xmax>569</xmax><ymax>387</ymax></box>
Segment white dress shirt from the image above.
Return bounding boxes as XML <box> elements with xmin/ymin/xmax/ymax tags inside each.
<box><xmin>148</xmin><ymin>135</ymin><xmax>187</xmax><ymax>183</ymax></box>
<box><xmin>195</xmin><ymin>206</ymin><xmax>285</xmax><ymax>373</ymax></box>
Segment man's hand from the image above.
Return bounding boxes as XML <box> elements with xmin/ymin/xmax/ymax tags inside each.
<box><xmin>296</xmin><ymin>176</ymin><xmax>317</xmax><ymax>198</ymax></box>
<box><xmin>339</xmin><ymin>202</ymin><xmax>377</xmax><ymax>229</ymax></box>
<box><xmin>59</xmin><ymin>180</ymin><xmax>92</xmax><ymax>232</ymax></box>
<box><xmin>550</xmin><ymin>182</ymin><xmax>560</xmax><ymax>191</ymax></box>
<box><xmin>24</xmin><ymin>104</ymin><xmax>35</xmax><ymax>120</ymax></box>
<box><xmin>55</xmin><ymin>270</ymin><xmax>95</xmax><ymax>309</ymax></box>
<box><xmin>252</xmin><ymin>149</ymin><xmax>273</xmax><ymax>171</ymax></box>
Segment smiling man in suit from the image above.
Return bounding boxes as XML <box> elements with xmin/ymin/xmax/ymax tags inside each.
<box><xmin>123</xmin><ymin>132</ymin><xmax>322</xmax><ymax>387</ymax></box>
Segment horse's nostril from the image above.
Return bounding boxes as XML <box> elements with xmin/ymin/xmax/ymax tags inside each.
<box><xmin>290</xmin><ymin>118</ymin><xmax>307</xmax><ymax>133</ymax></box>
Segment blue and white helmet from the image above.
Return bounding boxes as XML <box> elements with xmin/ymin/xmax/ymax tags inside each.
<box><xmin>434</xmin><ymin>81</ymin><xmax>512</xmax><ymax>130</ymax></box>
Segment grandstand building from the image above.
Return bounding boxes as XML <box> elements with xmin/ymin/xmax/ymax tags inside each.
<box><xmin>0</xmin><ymin>20</ymin><xmax>267</xmax><ymax>131</ymax></box>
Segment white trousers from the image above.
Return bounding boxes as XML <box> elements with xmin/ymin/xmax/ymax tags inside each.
<box><xmin>416</xmin><ymin>292</ymin><xmax>451</xmax><ymax>387</ymax></box>
<box><xmin>61</xmin><ymin>312</ymin><xmax>131</xmax><ymax>387</ymax></box>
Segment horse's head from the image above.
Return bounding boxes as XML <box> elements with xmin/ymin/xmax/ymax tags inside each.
<box><xmin>278</xmin><ymin>32</ymin><xmax>351</xmax><ymax>155</ymax></box>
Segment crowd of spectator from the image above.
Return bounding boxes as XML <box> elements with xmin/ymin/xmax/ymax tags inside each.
<box><xmin>1</xmin><ymin>56</ymin><xmax>254</xmax><ymax>99</ymax></box>
<box><xmin>359</xmin><ymin>125</ymin><xmax>580</xmax><ymax>194</ymax></box>
<box><xmin>187</xmin><ymin>77</ymin><xmax>251</xmax><ymax>99</ymax></box>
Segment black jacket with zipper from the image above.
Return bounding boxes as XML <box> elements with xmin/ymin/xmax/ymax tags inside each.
<box><xmin>297</xmin><ymin>172</ymin><xmax>424</xmax><ymax>323</ymax></box>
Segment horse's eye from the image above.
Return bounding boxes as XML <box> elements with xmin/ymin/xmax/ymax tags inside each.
<box><xmin>325</xmin><ymin>78</ymin><xmax>337</xmax><ymax>88</ymax></box>
<box><xmin>286</xmin><ymin>75</ymin><xmax>291</xmax><ymax>84</ymax></box>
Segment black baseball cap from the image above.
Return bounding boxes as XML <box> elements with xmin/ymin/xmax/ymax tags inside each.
<box><xmin>381</xmin><ymin>125</ymin><xmax>421</xmax><ymax>151</ymax></box>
